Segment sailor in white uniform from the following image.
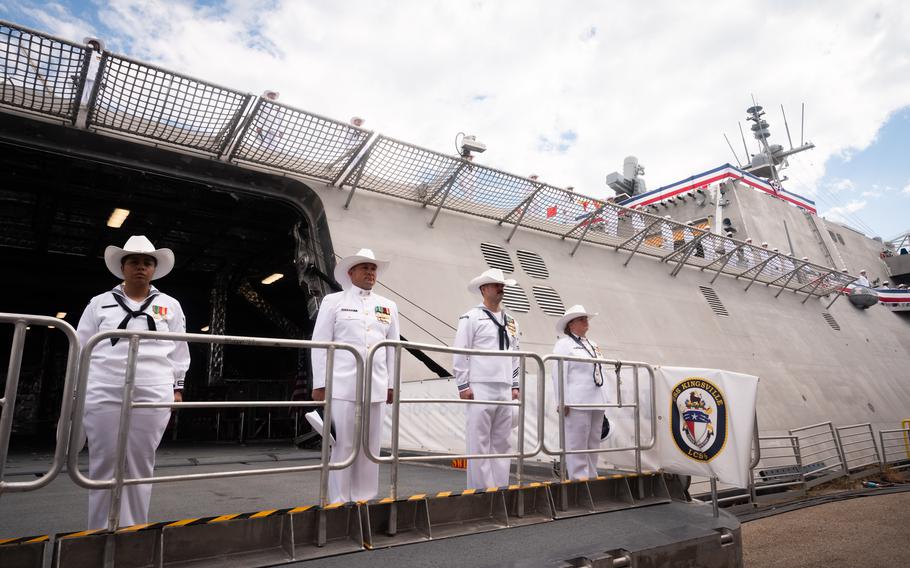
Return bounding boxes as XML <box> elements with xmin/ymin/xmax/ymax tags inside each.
<box><xmin>742</xmin><ymin>238</ymin><xmax>755</xmax><ymax>268</ymax></box>
<box><xmin>454</xmin><ymin>268</ymin><xmax>521</xmax><ymax>489</ymax></box>
<box><xmin>723</xmin><ymin>232</ymin><xmax>737</xmax><ymax>268</ymax></box>
<box><xmin>603</xmin><ymin>198</ymin><xmax>619</xmax><ymax>238</ymax></box>
<box><xmin>856</xmin><ymin>269</ymin><xmax>871</xmax><ymax>287</ymax></box>
<box><xmin>661</xmin><ymin>216</ymin><xmax>675</xmax><ymax>251</ymax></box>
<box><xmin>76</xmin><ymin>235</ymin><xmax>189</xmax><ymax>529</ymax></box>
<box><xmin>550</xmin><ymin>305</ymin><xmax>608</xmax><ymax>480</ymax></box>
<box><xmin>311</xmin><ymin>248</ymin><xmax>399</xmax><ymax>503</ymax></box>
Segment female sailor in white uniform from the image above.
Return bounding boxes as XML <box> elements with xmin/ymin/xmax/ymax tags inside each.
<box><xmin>551</xmin><ymin>305</ymin><xmax>607</xmax><ymax>480</ymax></box>
<box><xmin>76</xmin><ymin>235</ymin><xmax>189</xmax><ymax>529</ymax></box>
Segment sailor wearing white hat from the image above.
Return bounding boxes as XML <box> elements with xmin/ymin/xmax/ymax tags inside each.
<box><xmin>76</xmin><ymin>235</ymin><xmax>189</xmax><ymax>529</ymax></box>
<box><xmin>550</xmin><ymin>306</ymin><xmax>608</xmax><ymax>480</ymax></box>
<box><xmin>453</xmin><ymin>268</ymin><xmax>521</xmax><ymax>489</ymax></box>
<box><xmin>660</xmin><ymin>215</ymin><xmax>675</xmax><ymax>252</ymax></box>
<box><xmin>311</xmin><ymin>248</ymin><xmax>399</xmax><ymax>503</ymax></box>
<box><xmin>856</xmin><ymin>269</ymin><xmax>870</xmax><ymax>288</ymax></box>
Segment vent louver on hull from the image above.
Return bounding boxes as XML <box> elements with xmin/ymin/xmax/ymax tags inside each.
<box><xmin>516</xmin><ymin>249</ymin><xmax>549</xmax><ymax>279</ymax></box>
<box><xmin>480</xmin><ymin>242</ymin><xmax>514</xmax><ymax>272</ymax></box>
<box><xmin>503</xmin><ymin>284</ymin><xmax>531</xmax><ymax>313</ymax></box>
<box><xmin>532</xmin><ymin>286</ymin><xmax>565</xmax><ymax>316</ymax></box>
<box><xmin>822</xmin><ymin>312</ymin><xmax>841</xmax><ymax>331</ymax></box>
<box><xmin>698</xmin><ymin>286</ymin><xmax>729</xmax><ymax>317</ymax></box>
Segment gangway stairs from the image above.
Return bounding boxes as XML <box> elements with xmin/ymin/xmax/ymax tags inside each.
<box><xmin>0</xmin><ymin>472</ymin><xmax>742</xmax><ymax>567</ymax></box>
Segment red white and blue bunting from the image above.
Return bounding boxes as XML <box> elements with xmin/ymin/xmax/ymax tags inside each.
<box><xmin>620</xmin><ymin>164</ymin><xmax>817</xmax><ymax>215</ymax></box>
<box><xmin>877</xmin><ymin>288</ymin><xmax>910</xmax><ymax>311</ymax></box>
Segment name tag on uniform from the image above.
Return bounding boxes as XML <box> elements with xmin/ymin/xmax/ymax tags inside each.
<box><xmin>375</xmin><ymin>306</ymin><xmax>391</xmax><ymax>324</ymax></box>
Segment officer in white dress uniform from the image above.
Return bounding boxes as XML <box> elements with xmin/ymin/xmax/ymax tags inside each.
<box><xmin>311</xmin><ymin>248</ymin><xmax>399</xmax><ymax>503</ymax></box>
<box><xmin>550</xmin><ymin>305</ymin><xmax>608</xmax><ymax>480</ymax></box>
<box><xmin>76</xmin><ymin>236</ymin><xmax>189</xmax><ymax>529</ymax></box>
<box><xmin>454</xmin><ymin>268</ymin><xmax>521</xmax><ymax>489</ymax></box>
<box><xmin>856</xmin><ymin>269</ymin><xmax>871</xmax><ymax>287</ymax></box>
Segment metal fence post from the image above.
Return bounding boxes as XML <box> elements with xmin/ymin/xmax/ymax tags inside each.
<box><xmin>0</xmin><ymin>320</ymin><xmax>27</xmax><ymax>490</ymax></box>
<box><xmin>107</xmin><ymin>335</ymin><xmax>140</xmax><ymax>531</ymax></box>
<box><xmin>868</xmin><ymin>424</ymin><xmax>882</xmax><ymax>468</ymax></box>
<box><xmin>557</xmin><ymin>358</ymin><xmax>567</xmax><ymax>485</ymax></box>
<box><xmin>516</xmin><ymin>354</ymin><xmax>526</xmax><ymax>487</ymax></box>
<box><xmin>318</xmin><ymin>346</ymin><xmax>334</xmax><ymax>509</ymax></box>
<box><xmin>710</xmin><ymin>477</ymin><xmax>719</xmax><ymax>518</ymax></box>
<box><xmin>830</xmin><ymin>422</ymin><xmax>848</xmax><ymax>475</ymax></box>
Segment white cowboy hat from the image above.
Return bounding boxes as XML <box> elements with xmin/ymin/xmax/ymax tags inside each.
<box><xmin>333</xmin><ymin>248</ymin><xmax>389</xmax><ymax>290</ymax></box>
<box><xmin>556</xmin><ymin>304</ymin><xmax>598</xmax><ymax>334</ymax></box>
<box><xmin>467</xmin><ymin>268</ymin><xmax>516</xmax><ymax>294</ymax></box>
<box><xmin>104</xmin><ymin>235</ymin><xmax>174</xmax><ymax>280</ymax></box>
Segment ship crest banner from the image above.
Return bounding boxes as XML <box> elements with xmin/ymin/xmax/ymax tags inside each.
<box><xmin>607</xmin><ymin>366</ymin><xmax>758</xmax><ymax>488</ymax></box>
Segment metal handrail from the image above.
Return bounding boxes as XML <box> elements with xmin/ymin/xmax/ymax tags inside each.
<box><xmin>362</xmin><ymin>340</ymin><xmax>546</xmax><ymax>500</ymax></box>
<box><xmin>0</xmin><ymin>313</ymin><xmax>81</xmax><ymax>495</ymax></box>
<box><xmin>790</xmin><ymin>421</ymin><xmax>847</xmax><ymax>477</ymax></box>
<box><xmin>67</xmin><ymin>328</ymin><xmax>364</xmax><ymax>530</ymax></box>
<box><xmin>540</xmin><ymin>354</ymin><xmax>657</xmax><ymax>481</ymax></box>
<box><xmin>878</xmin><ymin>428</ymin><xmax>910</xmax><ymax>471</ymax></box>
<box><xmin>834</xmin><ymin>423</ymin><xmax>881</xmax><ymax>472</ymax></box>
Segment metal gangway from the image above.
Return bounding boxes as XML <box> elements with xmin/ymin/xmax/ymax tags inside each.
<box><xmin>0</xmin><ymin>313</ymin><xmax>672</xmax><ymax>567</ymax></box>
<box><xmin>2</xmin><ymin>312</ymin><xmax>908</xmax><ymax>566</ymax></box>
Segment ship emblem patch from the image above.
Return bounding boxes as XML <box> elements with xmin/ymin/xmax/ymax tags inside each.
<box><xmin>670</xmin><ymin>378</ymin><xmax>727</xmax><ymax>462</ymax></box>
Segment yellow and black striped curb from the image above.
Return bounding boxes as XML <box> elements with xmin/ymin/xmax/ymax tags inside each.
<box><xmin>0</xmin><ymin>534</ymin><xmax>50</xmax><ymax>546</ymax></box>
<box><xmin>0</xmin><ymin>472</ymin><xmax>660</xmax><ymax>546</ymax></box>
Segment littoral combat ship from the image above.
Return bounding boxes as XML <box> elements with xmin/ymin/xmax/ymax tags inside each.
<box><xmin>1</xmin><ymin>19</ymin><xmax>908</xmax><ymax>568</ymax></box>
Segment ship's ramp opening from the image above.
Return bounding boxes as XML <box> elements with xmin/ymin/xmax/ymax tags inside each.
<box><xmin>0</xmin><ymin>123</ymin><xmax>329</xmax><ymax>444</ymax></box>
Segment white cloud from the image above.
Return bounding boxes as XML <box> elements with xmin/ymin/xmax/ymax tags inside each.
<box><xmin>902</xmin><ymin>183</ymin><xmax>910</xmax><ymax>195</ymax></box>
<box><xmin>8</xmin><ymin>0</ymin><xmax>910</xmax><ymax>210</ymax></box>
<box><xmin>828</xmin><ymin>178</ymin><xmax>855</xmax><ymax>193</ymax></box>
<box><xmin>18</xmin><ymin>2</ymin><xmax>96</xmax><ymax>41</ymax></box>
<box><xmin>822</xmin><ymin>200</ymin><xmax>868</xmax><ymax>223</ymax></box>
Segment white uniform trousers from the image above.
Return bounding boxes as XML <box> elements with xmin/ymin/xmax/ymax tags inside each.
<box><xmin>466</xmin><ymin>382</ymin><xmax>512</xmax><ymax>489</ymax></box>
<box><xmin>83</xmin><ymin>381</ymin><xmax>172</xmax><ymax>530</ymax></box>
<box><xmin>564</xmin><ymin>409</ymin><xmax>603</xmax><ymax>480</ymax></box>
<box><xmin>328</xmin><ymin>399</ymin><xmax>383</xmax><ymax>503</ymax></box>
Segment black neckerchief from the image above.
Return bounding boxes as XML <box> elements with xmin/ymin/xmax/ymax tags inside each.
<box><xmin>567</xmin><ymin>333</ymin><xmax>604</xmax><ymax>387</ymax></box>
<box><xmin>110</xmin><ymin>292</ymin><xmax>159</xmax><ymax>346</ymax></box>
<box><xmin>481</xmin><ymin>308</ymin><xmax>510</xmax><ymax>350</ymax></box>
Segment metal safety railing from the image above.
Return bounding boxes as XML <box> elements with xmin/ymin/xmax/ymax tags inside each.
<box><xmin>362</xmin><ymin>340</ymin><xmax>546</xmax><ymax>501</ymax></box>
<box><xmin>86</xmin><ymin>52</ymin><xmax>253</xmax><ymax>155</ymax></box>
<box><xmin>0</xmin><ymin>20</ymin><xmax>90</xmax><ymax>122</ymax></box>
<box><xmin>229</xmin><ymin>96</ymin><xmax>373</xmax><ymax>183</ymax></box>
<box><xmin>834</xmin><ymin>423</ymin><xmax>881</xmax><ymax>476</ymax></box>
<box><xmin>788</xmin><ymin>421</ymin><xmax>848</xmax><ymax>488</ymax></box>
<box><xmin>0</xmin><ymin>314</ymin><xmax>81</xmax><ymax>497</ymax></box>
<box><xmin>0</xmin><ymin>19</ymin><xmax>860</xmax><ymax>295</ymax></box>
<box><xmin>66</xmin><ymin>328</ymin><xmax>364</xmax><ymax>531</ymax></box>
<box><xmin>878</xmin><ymin>427</ymin><xmax>910</xmax><ymax>472</ymax></box>
<box><xmin>750</xmin><ymin>435</ymin><xmax>807</xmax><ymax>503</ymax></box>
<box><xmin>541</xmin><ymin>355</ymin><xmax>656</xmax><ymax>480</ymax></box>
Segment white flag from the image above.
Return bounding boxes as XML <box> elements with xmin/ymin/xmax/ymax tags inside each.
<box><xmin>606</xmin><ymin>366</ymin><xmax>758</xmax><ymax>487</ymax></box>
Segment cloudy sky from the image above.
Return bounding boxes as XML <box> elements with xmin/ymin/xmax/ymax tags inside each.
<box><xmin>4</xmin><ymin>0</ymin><xmax>909</xmax><ymax>239</ymax></box>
